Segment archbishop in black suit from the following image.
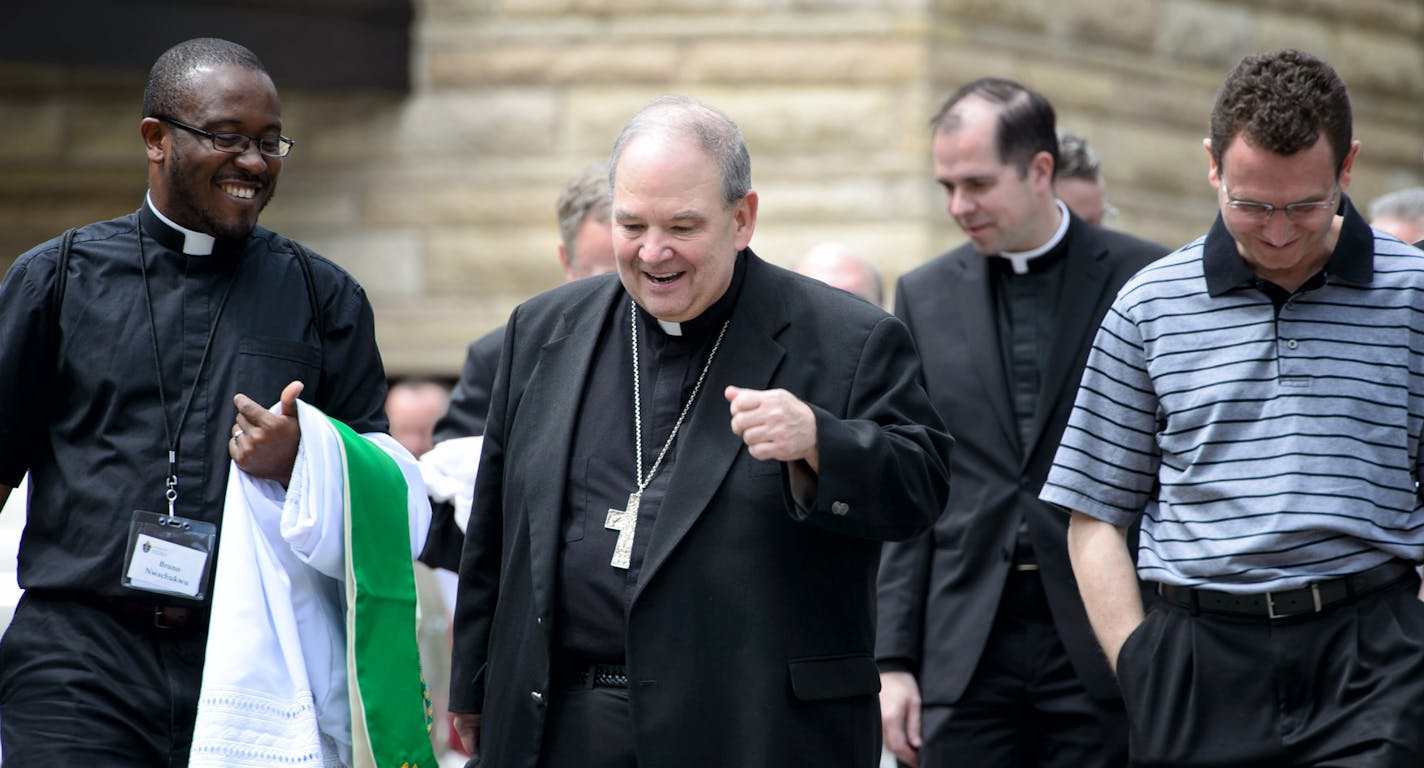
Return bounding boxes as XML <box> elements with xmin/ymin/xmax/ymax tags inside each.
<box><xmin>449</xmin><ymin>96</ymin><xmax>951</xmax><ymax>768</ymax></box>
<box><xmin>876</xmin><ymin>78</ymin><xmax>1165</xmax><ymax>768</ymax></box>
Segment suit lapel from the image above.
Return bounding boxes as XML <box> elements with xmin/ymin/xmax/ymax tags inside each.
<box><xmin>521</xmin><ymin>282</ymin><xmax>621</xmax><ymax>614</ymax></box>
<box><xmin>1025</xmin><ymin>223</ymin><xmax>1110</xmax><ymax>460</ymax></box>
<box><xmin>632</xmin><ymin>255</ymin><xmax>786</xmax><ymax>607</ymax></box>
<box><xmin>946</xmin><ymin>251</ymin><xmax>1020</xmax><ymax>453</ymax></box>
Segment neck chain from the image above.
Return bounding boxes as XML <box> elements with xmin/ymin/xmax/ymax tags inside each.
<box><xmin>604</xmin><ymin>300</ymin><xmax>729</xmax><ymax>570</ymax></box>
<box><xmin>631</xmin><ymin>299</ymin><xmax>729</xmax><ymax>492</ymax></box>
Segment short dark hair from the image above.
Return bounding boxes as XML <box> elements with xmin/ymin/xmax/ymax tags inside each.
<box><xmin>1209</xmin><ymin>49</ymin><xmax>1352</xmax><ymax>176</ymax></box>
<box><xmin>930</xmin><ymin>77</ymin><xmax>1058</xmax><ymax>177</ymax></box>
<box><xmin>143</xmin><ymin>38</ymin><xmax>269</xmax><ymax>119</ymax></box>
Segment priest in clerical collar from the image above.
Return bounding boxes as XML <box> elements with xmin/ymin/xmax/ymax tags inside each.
<box><xmin>0</xmin><ymin>37</ymin><xmax>432</xmax><ymax>766</ymax></box>
<box><xmin>449</xmin><ymin>95</ymin><xmax>953</xmax><ymax>768</ymax></box>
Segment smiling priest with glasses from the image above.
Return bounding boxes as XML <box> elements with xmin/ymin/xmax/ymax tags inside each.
<box><xmin>0</xmin><ymin>38</ymin><xmax>432</xmax><ymax>767</ymax></box>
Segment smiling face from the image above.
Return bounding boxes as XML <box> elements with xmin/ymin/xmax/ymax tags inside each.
<box><xmin>1208</xmin><ymin>131</ymin><xmax>1357</xmax><ymax>292</ymax></box>
<box><xmin>143</xmin><ymin>64</ymin><xmax>282</xmax><ymax>240</ymax></box>
<box><xmin>611</xmin><ymin>132</ymin><xmax>757</xmax><ymax>322</ymax></box>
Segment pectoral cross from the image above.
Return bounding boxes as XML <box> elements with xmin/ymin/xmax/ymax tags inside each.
<box><xmin>605</xmin><ymin>492</ymin><xmax>640</xmax><ymax>569</ymax></box>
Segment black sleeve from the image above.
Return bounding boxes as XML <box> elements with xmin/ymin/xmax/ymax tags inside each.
<box><xmin>434</xmin><ymin>326</ymin><xmax>505</xmax><ymax>443</ymax></box>
<box><xmin>417</xmin><ymin>500</ymin><xmax>465</xmax><ymax>572</ymax></box>
<box><xmin>308</xmin><ymin>267</ymin><xmax>389</xmax><ymax>435</ymax></box>
<box><xmin>873</xmin><ymin>276</ymin><xmax>938</xmax><ymax>670</ymax></box>
<box><xmin>0</xmin><ymin>246</ymin><xmax>60</xmax><ymax>485</ymax></box>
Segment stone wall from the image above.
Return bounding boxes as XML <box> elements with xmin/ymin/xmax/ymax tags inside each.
<box><xmin>1</xmin><ymin>0</ymin><xmax>1420</xmax><ymax>375</ymax></box>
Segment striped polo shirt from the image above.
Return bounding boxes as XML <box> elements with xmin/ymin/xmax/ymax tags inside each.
<box><xmin>1041</xmin><ymin>197</ymin><xmax>1424</xmax><ymax>592</ymax></box>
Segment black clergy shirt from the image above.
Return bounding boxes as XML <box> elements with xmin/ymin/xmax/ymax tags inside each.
<box><xmin>990</xmin><ymin>231</ymin><xmax>1070</xmax><ymax>562</ymax></box>
<box><xmin>555</xmin><ymin>253</ymin><xmax>747</xmax><ymax>662</ymax></box>
<box><xmin>0</xmin><ymin>203</ymin><xmax>388</xmax><ymax>602</ymax></box>
<box><xmin>990</xmin><ymin>235</ymin><xmax>1070</xmax><ymax>452</ymax></box>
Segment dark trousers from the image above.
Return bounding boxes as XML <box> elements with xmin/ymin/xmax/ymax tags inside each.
<box><xmin>0</xmin><ymin>592</ymin><xmax>207</xmax><ymax>767</ymax></box>
<box><xmin>919</xmin><ymin>570</ymin><xmax>1128</xmax><ymax>768</ymax></box>
<box><xmin>1117</xmin><ymin>575</ymin><xmax>1424</xmax><ymax>767</ymax></box>
<box><xmin>537</xmin><ymin>683</ymin><xmax>637</xmax><ymax>768</ymax></box>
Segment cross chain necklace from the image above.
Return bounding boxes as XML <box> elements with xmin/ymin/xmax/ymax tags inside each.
<box><xmin>605</xmin><ymin>299</ymin><xmax>730</xmax><ymax>569</ymax></box>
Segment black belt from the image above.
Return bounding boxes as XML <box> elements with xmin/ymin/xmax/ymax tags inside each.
<box><xmin>558</xmin><ymin>661</ymin><xmax>629</xmax><ymax>689</ymax></box>
<box><xmin>28</xmin><ymin>589</ymin><xmax>207</xmax><ymax>631</ymax></box>
<box><xmin>1157</xmin><ymin>560</ymin><xmax>1416</xmax><ymax>620</ymax></box>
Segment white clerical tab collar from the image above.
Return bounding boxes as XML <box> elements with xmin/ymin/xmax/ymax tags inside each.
<box><xmin>996</xmin><ymin>199</ymin><xmax>1070</xmax><ymax>275</ymax></box>
<box><xmin>656</xmin><ymin>318</ymin><xmax>684</xmax><ymax>336</ymax></box>
<box><xmin>146</xmin><ymin>192</ymin><xmax>216</xmax><ymax>255</ymax></box>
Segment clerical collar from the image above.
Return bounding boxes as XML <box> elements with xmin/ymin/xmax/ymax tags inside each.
<box><xmin>639</xmin><ymin>250</ymin><xmax>748</xmax><ymax>339</ymax></box>
<box><xmin>144</xmin><ymin>193</ymin><xmax>217</xmax><ymax>255</ymax></box>
<box><xmin>995</xmin><ymin>200</ymin><xmax>1071</xmax><ymax>275</ymax></box>
<box><xmin>141</xmin><ymin>193</ymin><xmax>250</xmax><ymax>260</ymax></box>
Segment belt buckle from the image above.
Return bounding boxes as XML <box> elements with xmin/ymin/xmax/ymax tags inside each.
<box><xmin>1266</xmin><ymin>584</ymin><xmax>1322</xmax><ymax>620</ymax></box>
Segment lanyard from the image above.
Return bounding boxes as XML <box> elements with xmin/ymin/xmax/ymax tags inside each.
<box><xmin>137</xmin><ymin>231</ymin><xmax>239</xmax><ymax>517</ymax></box>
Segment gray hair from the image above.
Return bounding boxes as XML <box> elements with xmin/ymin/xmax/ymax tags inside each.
<box><xmin>1056</xmin><ymin>129</ymin><xmax>1102</xmax><ymax>182</ymax></box>
<box><xmin>608</xmin><ymin>95</ymin><xmax>751</xmax><ymax>209</ymax></box>
<box><xmin>1368</xmin><ymin>187</ymin><xmax>1424</xmax><ymax>228</ymax></box>
<box><xmin>556</xmin><ymin>163</ymin><xmax>612</xmax><ymax>265</ymax></box>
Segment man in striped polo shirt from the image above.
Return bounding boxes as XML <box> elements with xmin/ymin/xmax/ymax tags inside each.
<box><xmin>1041</xmin><ymin>49</ymin><xmax>1424</xmax><ymax>766</ymax></box>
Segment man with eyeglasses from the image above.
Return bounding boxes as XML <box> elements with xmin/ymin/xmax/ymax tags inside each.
<box><xmin>1042</xmin><ymin>48</ymin><xmax>1424</xmax><ymax>766</ymax></box>
<box><xmin>0</xmin><ymin>38</ymin><xmax>414</xmax><ymax>765</ymax></box>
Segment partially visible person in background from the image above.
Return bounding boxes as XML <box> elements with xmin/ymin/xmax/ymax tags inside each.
<box><xmin>794</xmin><ymin>241</ymin><xmax>884</xmax><ymax>306</ymax></box>
<box><xmin>419</xmin><ymin>163</ymin><xmax>618</xmax><ymax>572</ymax></box>
<box><xmin>387</xmin><ymin>379</ymin><xmax>451</xmax><ymax>459</ymax></box>
<box><xmin>1368</xmin><ymin>186</ymin><xmax>1424</xmax><ymax>245</ymax></box>
<box><xmin>1055</xmin><ymin>129</ymin><xmax>1115</xmax><ymax>226</ymax></box>
<box><xmin>434</xmin><ymin>164</ymin><xmax>617</xmax><ymax>445</ymax></box>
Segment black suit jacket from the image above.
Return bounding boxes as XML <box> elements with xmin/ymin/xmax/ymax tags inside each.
<box><xmin>877</xmin><ymin>216</ymin><xmax>1164</xmax><ymax>705</ymax></box>
<box><xmin>435</xmin><ymin>325</ymin><xmax>506</xmax><ymax>443</ymax></box>
<box><xmin>420</xmin><ymin>326</ymin><xmax>507</xmax><ymax>571</ymax></box>
<box><xmin>450</xmin><ymin>251</ymin><xmax>952</xmax><ymax>768</ymax></box>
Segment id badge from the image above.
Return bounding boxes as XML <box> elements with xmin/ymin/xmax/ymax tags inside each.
<box><xmin>122</xmin><ymin>510</ymin><xmax>217</xmax><ymax>599</ymax></box>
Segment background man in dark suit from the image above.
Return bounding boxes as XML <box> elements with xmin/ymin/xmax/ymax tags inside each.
<box><xmin>448</xmin><ymin>95</ymin><xmax>951</xmax><ymax>768</ymax></box>
<box><xmin>434</xmin><ymin>163</ymin><xmax>617</xmax><ymax>444</ymax></box>
<box><xmin>876</xmin><ymin>78</ymin><xmax>1165</xmax><ymax>768</ymax></box>
<box><xmin>417</xmin><ymin>164</ymin><xmax>618</xmax><ymax>575</ymax></box>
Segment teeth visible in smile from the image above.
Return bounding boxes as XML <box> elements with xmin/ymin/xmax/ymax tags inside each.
<box><xmin>221</xmin><ymin>184</ymin><xmax>255</xmax><ymax>199</ymax></box>
<box><xmin>649</xmin><ymin>272</ymin><xmax>679</xmax><ymax>283</ymax></box>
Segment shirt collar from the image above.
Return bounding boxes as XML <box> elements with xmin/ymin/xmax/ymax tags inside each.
<box><xmin>141</xmin><ymin>192</ymin><xmax>250</xmax><ymax>260</ymax></box>
<box><xmin>145</xmin><ymin>192</ymin><xmax>216</xmax><ymax>255</ymax></box>
<box><xmin>1203</xmin><ymin>193</ymin><xmax>1373</xmax><ymax>296</ymax></box>
<box><xmin>994</xmin><ymin>200</ymin><xmax>1070</xmax><ymax>275</ymax></box>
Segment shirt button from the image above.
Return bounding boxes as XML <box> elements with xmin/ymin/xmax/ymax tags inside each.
<box><xmin>1287</xmin><ymin>339</ymin><xmax>1298</xmax><ymax>349</ymax></box>
<box><xmin>831</xmin><ymin>501</ymin><xmax>850</xmax><ymax>516</ymax></box>
<box><xmin>530</xmin><ymin>691</ymin><xmax>545</xmax><ymax>706</ymax></box>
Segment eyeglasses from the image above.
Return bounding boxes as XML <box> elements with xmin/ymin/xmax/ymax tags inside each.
<box><xmin>1221</xmin><ymin>182</ymin><xmax>1338</xmax><ymax>224</ymax></box>
<box><xmin>154</xmin><ymin>115</ymin><xmax>294</xmax><ymax>158</ymax></box>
